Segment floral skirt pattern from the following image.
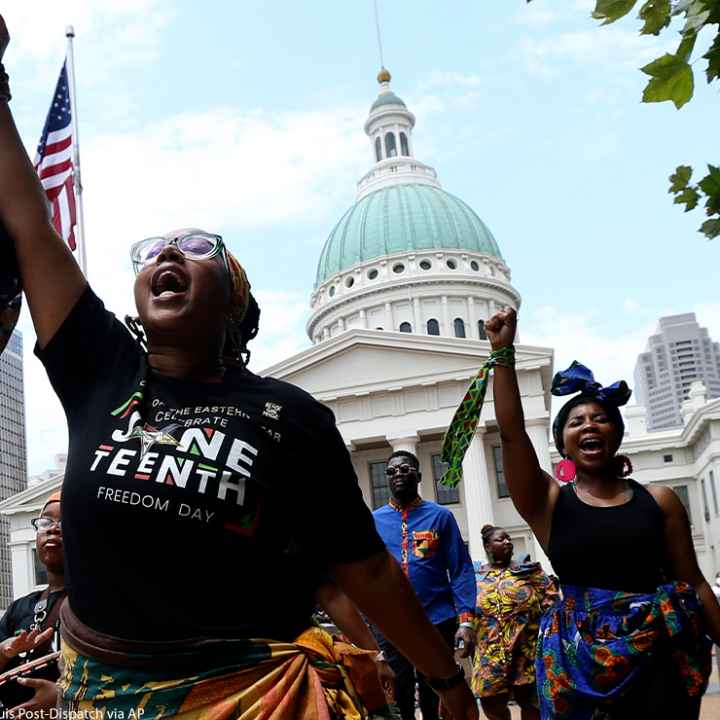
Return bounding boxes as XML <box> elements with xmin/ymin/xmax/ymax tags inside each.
<box><xmin>536</xmin><ymin>582</ymin><xmax>711</xmax><ymax>719</ymax></box>
<box><xmin>471</xmin><ymin>562</ymin><xmax>558</xmax><ymax>697</ymax></box>
<box><xmin>59</xmin><ymin>626</ymin><xmax>400</xmax><ymax>719</ymax></box>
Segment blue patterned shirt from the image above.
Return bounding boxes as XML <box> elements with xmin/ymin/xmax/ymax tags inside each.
<box><xmin>373</xmin><ymin>498</ymin><xmax>476</xmax><ymax>626</ymax></box>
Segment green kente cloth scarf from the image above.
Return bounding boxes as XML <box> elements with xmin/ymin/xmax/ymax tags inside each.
<box><xmin>440</xmin><ymin>345</ymin><xmax>515</xmax><ymax>487</ymax></box>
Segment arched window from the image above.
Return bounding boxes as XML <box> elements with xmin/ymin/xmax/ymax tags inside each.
<box><xmin>400</xmin><ymin>132</ymin><xmax>409</xmax><ymax>156</ymax></box>
<box><xmin>454</xmin><ymin>318</ymin><xmax>466</xmax><ymax>338</ymax></box>
<box><xmin>478</xmin><ymin>320</ymin><xmax>487</xmax><ymax>340</ymax></box>
<box><xmin>385</xmin><ymin>132</ymin><xmax>397</xmax><ymax>158</ymax></box>
<box><xmin>427</xmin><ymin>319</ymin><xmax>440</xmax><ymax>336</ymax></box>
<box><xmin>375</xmin><ymin>136</ymin><xmax>382</xmax><ymax>162</ymax></box>
<box><xmin>399</xmin><ymin>322</ymin><xmax>412</xmax><ymax>333</ymax></box>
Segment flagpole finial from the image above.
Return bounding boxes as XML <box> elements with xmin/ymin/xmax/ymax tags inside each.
<box><xmin>65</xmin><ymin>25</ymin><xmax>75</xmax><ymax>38</ymax></box>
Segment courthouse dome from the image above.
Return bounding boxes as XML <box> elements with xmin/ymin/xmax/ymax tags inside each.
<box><xmin>307</xmin><ymin>69</ymin><xmax>519</xmax><ymax>345</ymax></box>
<box><xmin>315</xmin><ymin>184</ymin><xmax>502</xmax><ymax>287</ymax></box>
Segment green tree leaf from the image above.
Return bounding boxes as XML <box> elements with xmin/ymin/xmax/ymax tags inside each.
<box><xmin>592</xmin><ymin>0</ymin><xmax>637</xmax><ymax>24</ymax></box>
<box><xmin>639</xmin><ymin>0</ymin><xmax>671</xmax><ymax>34</ymax></box>
<box><xmin>700</xmin><ymin>219</ymin><xmax>720</xmax><ymax>239</ymax></box>
<box><xmin>669</xmin><ymin>165</ymin><xmax>693</xmax><ymax>192</ymax></box>
<box><xmin>676</xmin><ymin>32</ymin><xmax>698</xmax><ymax>62</ymax></box>
<box><xmin>698</xmin><ymin>165</ymin><xmax>720</xmax><ymax>200</ymax></box>
<box><xmin>673</xmin><ymin>186</ymin><xmax>700</xmax><ymax>210</ymax></box>
<box><xmin>641</xmin><ymin>53</ymin><xmax>694</xmax><ymax>107</ymax></box>
<box><xmin>682</xmin><ymin>0</ymin><xmax>712</xmax><ymax>34</ymax></box>
<box><xmin>705</xmin><ymin>34</ymin><xmax>720</xmax><ymax>82</ymax></box>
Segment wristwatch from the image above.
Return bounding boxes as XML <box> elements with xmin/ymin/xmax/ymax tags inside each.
<box><xmin>426</xmin><ymin>663</ymin><xmax>465</xmax><ymax>691</ymax></box>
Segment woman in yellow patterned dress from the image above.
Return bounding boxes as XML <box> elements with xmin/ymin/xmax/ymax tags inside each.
<box><xmin>471</xmin><ymin>525</ymin><xmax>558</xmax><ymax>720</ymax></box>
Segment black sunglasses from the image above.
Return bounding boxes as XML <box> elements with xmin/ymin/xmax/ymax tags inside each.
<box><xmin>385</xmin><ymin>464</ymin><xmax>417</xmax><ymax>477</ymax></box>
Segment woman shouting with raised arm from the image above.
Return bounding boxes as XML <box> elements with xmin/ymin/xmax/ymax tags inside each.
<box><xmin>0</xmin><ymin>17</ymin><xmax>477</xmax><ymax>720</ymax></box>
<box><xmin>484</xmin><ymin>306</ymin><xmax>718</xmax><ymax>719</ymax></box>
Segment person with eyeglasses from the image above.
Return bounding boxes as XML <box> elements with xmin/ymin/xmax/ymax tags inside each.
<box><xmin>371</xmin><ymin>451</ymin><xmax>477</xmax><ymax>720</ymax></box>
<box><xmin>0</xmin><ymin>16</ymin><xmax>478</xmax><ymax>720</ymax></box>
<box><xmin>0</xmin><ymin>492</ymin><xmax>65</xmax><ymax>714</ymax></box>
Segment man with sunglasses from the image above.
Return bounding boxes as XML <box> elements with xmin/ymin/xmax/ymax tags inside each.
<box><xmin>372</xmin><ymin>451</ymin><xmax>476</xmax><ymax>720</ymax></box>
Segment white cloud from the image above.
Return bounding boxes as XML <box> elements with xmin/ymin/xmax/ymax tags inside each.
<box><xmin>519</xmin><ymin>26</ymin><xmax>671</xmax><ymax>77</ymax></box>
<box><xmin>522</xmin><ymin>301</ymin><xmax>720</xmax><ymax>419</ymax></box>
<box><xmin>248</xmin><ymin>290</ymin><xmax>311</xmax><ymax>372</ymax></box>
<box><xmin>1</xmin><ymin>0</ymin><xmax>173</xmax><ymax>73</ymax></box>
<box><xmin>18</xmin><ymin>99</ymin><xmax>368</xmax><ymax>474</ymax></box>
<box><xmin>514</xmin><ymin>5</ymin><xmax>558</xmax><ymax>28</ymax></box>
<box><xmin>423</xmin><ymin>71</ymin><xmax>484</xmax><ymax>89</ymax></box>
<box><xmin>523</xmin><ymin>304</ymin><xmax>652</xmax><ymax>392</ymax></box>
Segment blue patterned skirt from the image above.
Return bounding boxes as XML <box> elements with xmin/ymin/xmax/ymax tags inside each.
<box><xmin>535</xmin><ymin>582</ymin><xmax>711</xmax><ymax>719</ymax></box>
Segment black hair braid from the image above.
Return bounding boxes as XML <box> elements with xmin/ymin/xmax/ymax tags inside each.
<box><xmin>237</xmin><ymin>292</ymin><xmax>260</xmax><ymax>367</ymax></box>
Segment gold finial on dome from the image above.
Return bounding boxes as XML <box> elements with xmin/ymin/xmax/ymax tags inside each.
<box><xmin>377</xmin><ymin>67</ymin><xmax>391</xmax><ymax>84</ymax></box>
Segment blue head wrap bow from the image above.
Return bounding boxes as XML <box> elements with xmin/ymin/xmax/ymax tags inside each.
<box><xmin>551</xmin><ymin>361</ymin><xmax>632</xmax><ymax>455</ymax></box>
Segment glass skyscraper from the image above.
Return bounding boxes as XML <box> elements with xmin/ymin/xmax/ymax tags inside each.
<box><xmin>0</xmin><ymin>330</ymin><xmax>27</xmax><ymax>608</ymax></box>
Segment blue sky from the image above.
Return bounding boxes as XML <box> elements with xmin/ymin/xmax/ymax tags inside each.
<box><xmin>2</xmin><ymin>0</ymin><xmax>718</xmax><ymax>474</ymax></box>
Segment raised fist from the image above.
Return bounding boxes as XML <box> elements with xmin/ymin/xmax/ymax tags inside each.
<box><xmin>485</xmin><ymin>307</ymin><xmax>517</xmax><ymax>350</ymax></box>
<box><xmin>0</xmin><ymin>16</ymin><xmax>9</xmax><ymax>62</ymax></box>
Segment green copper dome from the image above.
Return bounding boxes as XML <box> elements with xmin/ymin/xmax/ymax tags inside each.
<box><xmin>315</xmin><ymin>184</ymin><xmax>503</xmax><ymax>287</ymax></box>
<box><xmin>370</xmin><ymin>91</ymin><xmax>407</xmax><ymax>112</ymax></box>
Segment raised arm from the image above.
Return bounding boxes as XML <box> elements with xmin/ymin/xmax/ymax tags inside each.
<box><xmin>0</xmin><ymin>17</ymin><xmax>86</xmax><ymax>348</ymax></box>
<box><xmin>485</xmin><ymin>308</ymin><xmax>558</xmax><ymax>548</ymax></box>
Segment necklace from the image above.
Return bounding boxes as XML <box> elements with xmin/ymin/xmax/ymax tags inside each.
<box><xmin>572</xmin><ymin>478</ymin><xmax>632</xmax><ymax>505</ymax></box>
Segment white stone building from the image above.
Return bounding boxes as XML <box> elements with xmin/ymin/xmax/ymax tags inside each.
<box><xmin>2</xmin><ymin>71</ymin><xmax>720</xmax><ymax>605</ymax></box>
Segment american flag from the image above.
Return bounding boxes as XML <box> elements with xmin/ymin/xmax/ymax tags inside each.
<box><xmin>34</xmin><ymin>62</ymin><xmax>77</xmax><ymax>251</ymax></box>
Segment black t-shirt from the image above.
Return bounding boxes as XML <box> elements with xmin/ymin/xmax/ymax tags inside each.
<box><xmin>0</xmin><ymin>589</ymin><xmax>64</xmax><ymax>708</ymax></box>
<box><xmin>35</xmin><ymin>288</ymin><xmax>384</xmax><ymax>642</ymax></box>
<box><xmin>0</xmin><ymin>589</ymin><xmax>64</xmax><ymax>639</ymax></box>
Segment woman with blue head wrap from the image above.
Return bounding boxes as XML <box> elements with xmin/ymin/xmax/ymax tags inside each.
<box><xmin>447</xmin><ymin>306</ymin><xmax>720</xmax><ymax>719</ymax></box>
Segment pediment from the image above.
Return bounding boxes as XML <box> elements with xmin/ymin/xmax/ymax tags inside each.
<box><xmin>0</xmin><ymin>474</ymin><xmax>64</xmax><ymax>515</ymax></box>
<box><xmin>265</xmin><ymin>330</ymin><xmax>552</xmax><ymax>401</ymax></box>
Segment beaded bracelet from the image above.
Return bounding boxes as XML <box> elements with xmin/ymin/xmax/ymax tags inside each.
<box><xmin>489</xmin><ymin>344</ymin><xmax>515</xmax><ymax>369</ymax></box>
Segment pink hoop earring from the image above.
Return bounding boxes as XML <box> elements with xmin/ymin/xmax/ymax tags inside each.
<box><xmin>616</xmin><ymin>454</ymin><xmax>633</xmax><ymax>478</ymax></box>
<box><xmin>555</xmin><ymin>458</ymin><xmax>576</xmax><ymax>483</ymax></box>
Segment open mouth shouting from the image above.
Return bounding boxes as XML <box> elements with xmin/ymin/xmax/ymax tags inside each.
<box><xmin>151</xmin><ymin>266</ymin><xmax>189</xmax><ymax>300</ymax></box>
<box><xmin>578</xmin><ymin>436</ymin><xmax>605</xmax><ymax>459</ymax></box>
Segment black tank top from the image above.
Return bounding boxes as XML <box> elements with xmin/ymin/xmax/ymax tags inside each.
<box><xmin>548</xmin><ymin>479</ymin><xmax>667</xmax><ymax>593</ymax></box>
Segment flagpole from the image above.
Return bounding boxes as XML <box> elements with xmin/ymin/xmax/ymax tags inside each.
<box><xmin>64</xmin><ymin>25</ymin><xmax>88</xmax><ymax>278</ymax></box>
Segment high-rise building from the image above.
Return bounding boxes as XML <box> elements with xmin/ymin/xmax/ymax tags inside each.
<box><xmin>0</xmin><ymin>330</ymin><xmax>27</xmax><ymax>608</ymax></box>
<box><xmin>634</xmin><ymin>313</ymin><xmax>720</xmax><ymax>431</ymax></box>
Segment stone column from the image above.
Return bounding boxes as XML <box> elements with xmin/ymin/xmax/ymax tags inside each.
<box><xmin>388</xmin><ymin>434</ymin><xmax>424</xmax><ymax>497</ymax></box>
<box><xmin>461</xmin><ymin>426</ymin><xmax>495</xmax><ymax>561</ymax></box>
<box><xmin>467</xmin><ymin>297</ymin><xmax>477</xmax><ymax>338</ymax></box>
<box><xmin>359</xmin><ymin>308</ymin><xmax>367</xmax><ymax>329</ymax></box>
<box><xmin>525</xmin><ymin>419</ymin><xmax>554</xmax><ymax>573</ymax></box>
<box><xmin>385</xmin><ymin>302</ymin><xmax>394</xmax><ymax>332</ymax></box>
<box><xmin>441</xmin><ymin>296</ymin><xmax>450</xmax><ymax>337</ymax></box>
<box><xmin>412</xmin><ymin>297</ymin><xmax>421</xmax><ymax>333</ymax></box>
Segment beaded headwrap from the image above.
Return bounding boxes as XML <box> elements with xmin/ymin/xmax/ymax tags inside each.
<box><xmin>440</xmin><ymin>345</ymin><xmax>516</xmax><ymax>487</ymax></box>
<box><xmin>225</xmin><ymin>249</ymin><xmax>250</xmax><ymax>323</ymax></box>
